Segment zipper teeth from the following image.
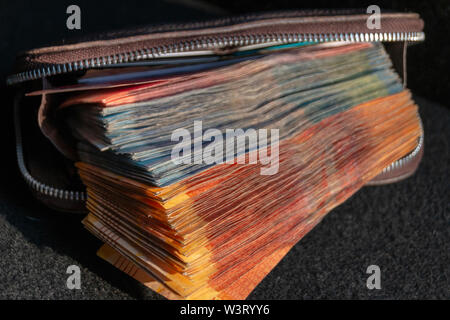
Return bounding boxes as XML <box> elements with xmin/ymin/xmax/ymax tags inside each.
<box><xmin>381</xmin><ymin>114</ymin><xmax>424</xmax><ymax>174</ymax></box>
<box><xmin>14</xmin><ymin>95</ymin><xmax>86</xmax><ymax>201</ymax></box>
<box><xmin>7</xmin><ymin>31</ymin><xmax>424</xmax><ymax>85</ymax></box>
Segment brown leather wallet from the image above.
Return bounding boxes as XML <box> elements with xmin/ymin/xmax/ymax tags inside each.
<box><xmin>8</xmin><ymin>9</ymin><xmax>425</xmax><ymax>213</ymax></box>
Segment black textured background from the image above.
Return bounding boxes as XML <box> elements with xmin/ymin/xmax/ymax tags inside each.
<box><xmin>0</xmin><ymin>0</ymin><xmax>448</xmax><ymax>300</ymax></box>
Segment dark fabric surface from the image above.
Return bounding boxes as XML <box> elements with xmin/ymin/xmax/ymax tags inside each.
<box><xmin>0</xmin><ymin>96</ymin><xmax>448</xmax><ymax>300</ymax></box>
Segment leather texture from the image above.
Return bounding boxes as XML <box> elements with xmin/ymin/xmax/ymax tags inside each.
<box><xmin>12</xmin><ymin>11</ymin><xmax>423</xmax><ymax>74</ymax></box>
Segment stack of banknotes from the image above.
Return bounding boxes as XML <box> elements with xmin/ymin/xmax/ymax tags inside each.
<box><xmin>58</xmin><ymin>42</ymin><xmax>421</xmax><ymax>299</ymax></box>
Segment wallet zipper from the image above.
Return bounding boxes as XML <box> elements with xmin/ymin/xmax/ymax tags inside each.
<box><xmin>381</xmin><ymin>128</ymin><xmax>423</xmax><ymax>175</ymax></box>
<box><xmin>7</xmin><ymin>31</ymin><xmax>424</xmax><ymax>85</ymax></box>
<box><xmin>14</xmin><ymin>95</ymin><xmax>87</xmax><ymax>202</ymax></box>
